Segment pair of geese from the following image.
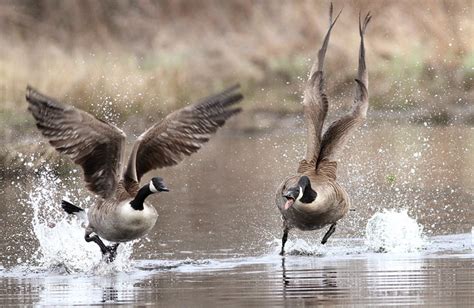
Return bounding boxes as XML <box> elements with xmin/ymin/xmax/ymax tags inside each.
<box><xmin>26</xmin><ymin>6</ymin><xmax>371</xmax><ymax>261</ymax></box>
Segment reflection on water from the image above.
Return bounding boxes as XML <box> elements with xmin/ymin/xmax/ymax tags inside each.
<box><xmin>0</xmin><ymin>120</ymin><xmax>472</xmax><ymax>305</ymax></box>
<box><xmin>0</xmin><ymin>234</ymin><xmax>472</xmax><ymax>306</ymax></box>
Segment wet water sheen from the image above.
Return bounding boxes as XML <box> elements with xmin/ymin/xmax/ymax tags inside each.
<box><xmin>0</xmin><ymin>120</ymin><xmax>473</xmax><ymax>306</ymax></box>
<box><xmin>1</xmin><ymin>234</ymin><xmax>472</xmax><ymax>306</ymax></box>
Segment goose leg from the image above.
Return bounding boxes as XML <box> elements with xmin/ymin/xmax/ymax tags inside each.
<box><xmin>280</xmin><ymin>227</ymin><xmax>289</xmax><ymax>256</ymax></box>
<box><xmin>321</xmin><ymin>223</ymin><xmax>336</xmax><ymax>244</ymax></box>
<box><xmin>85</xmin><ymin>233</ymin><xmax>108</xmax><ymax>255</ymax></box>
<box><xmin>85</xmin><ymin>231</ymin><xmax>119</xmax><ymax>262</ymax></box>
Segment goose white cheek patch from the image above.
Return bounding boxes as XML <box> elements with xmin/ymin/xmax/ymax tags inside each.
<box><xmin>149</xmin><ymin>180</ymin><xmax>158</xmax><ymax>193</ymax></box>
<box><xmin>297</xmin><ymin>186</ymin><xmax>303</xmax><ymax>201</ymax></box>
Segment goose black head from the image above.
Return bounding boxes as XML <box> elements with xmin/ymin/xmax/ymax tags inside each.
<box><xmin>131</xmin><ymin>177</ymin><xmax>169</xmax><ymax>211</ymax></box>
<box><xmin>283</xmin><ymin>176</ymin><xmax>317</xmax><ymax>210</ymax></box>
<box><xmin>149</xmin><ymin>177</ymin><xmax>169</xmax><ymax>193</ymax></box>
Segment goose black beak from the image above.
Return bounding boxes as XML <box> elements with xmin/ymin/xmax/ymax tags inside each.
<box><xmin>157</xmin><ymin>183</ymin><xmax>169</xmax><ymax>192</ymax></box>
<box><xmin>151</xmin><ymin>177</ymin><xmax>170</xmax><ymax>192</ymax></box>
<box><xmin>283</xmin><ymin>189</ymin><xmax>299</xmax><ymax>210</ymax></box>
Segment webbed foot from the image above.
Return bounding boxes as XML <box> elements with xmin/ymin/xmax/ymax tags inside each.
<box><xmin>103</xmin><ymin>243</ymin><xmax>120</xmax><ymax>263</ymax></box>
<box><xmin>85</xmin><ymin>233</ymin><xmax>120</xmax><ymax>262</ymax></box>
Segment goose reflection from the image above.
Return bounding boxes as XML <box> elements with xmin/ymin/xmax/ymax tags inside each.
<box><xmin>35</xmin><ymin>272</ymin><xmax>147</xmax><ymax>305</ymax></box>
<box><xmin>281</xmin><ymin>257</ymin><xmax>346</xmax><ymax>303</ymax></box>
<box><xmin>101</xmin><ymin>286</ymin><xmax>119</xmax><ymax>303</ymax></box>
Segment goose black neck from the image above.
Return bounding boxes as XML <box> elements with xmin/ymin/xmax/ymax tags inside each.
<box><xmin>130</xmin><ymin>185</ymin><xmax>153</xmax><ymax>211</ymax></box>
<box><xmin>299</xmin><ymin>176</ymin><xmax>317</xmax><ymax>204</ymax></box>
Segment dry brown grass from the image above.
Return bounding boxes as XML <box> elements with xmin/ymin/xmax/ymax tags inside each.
<box><xmin>0</xmin><ymin>0</ymin><xmax>472</xmax><ymax>127</ymax></box>
<box><xmin>0</xmin><ymin>0</ymin><xmax>472</xmax><ymax>177</ymax></box>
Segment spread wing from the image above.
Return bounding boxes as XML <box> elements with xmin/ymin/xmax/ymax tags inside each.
<box><xmin>26</xmin><ymin>86</ymin><xmax>126</xmax><ymax>199</ymax></box>
<box><xmin>298</xmin><ymin>4</ymin><xmax>342</xmax><ymax>174</ymax></box>
<box><xmin>318</xmin><ymin>12</ymin><xmax>371</xmax><ymax>166</ymax></box>
<box><xmin>123</xmin><ymin>84</ymin><xmax>243</xmax><ymax>185</ymax></box>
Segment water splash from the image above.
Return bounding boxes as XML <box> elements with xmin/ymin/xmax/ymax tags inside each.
<box><xmin>275</xmin><ymin>238</ymin><xmax>323</xmax><ymax>256</ymax></box>
<box><xmin>267</xmin><ymin>235</ymin><xmax>368</xmax><ymax>257</ymax></box>
<box><xmin>21</xmin><ymin>164</ymin><xmax>135</xmax><ymax>273</ymax></box>
<box><xmin>365</xmin><ymin>209</ymin><xmax>425</xmax><ymax>253</ymax></box>
<box><xmin>471</xmin><ymin>227</ymin><xmax>474</xmax><ymax>250</ymax></box>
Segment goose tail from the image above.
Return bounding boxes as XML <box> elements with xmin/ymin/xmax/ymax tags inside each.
<box><xmin>61</xmin><ymin>200</ymin><xmax>87</xmax><ymax>221</ymax></box>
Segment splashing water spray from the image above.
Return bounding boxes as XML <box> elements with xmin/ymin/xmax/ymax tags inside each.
<box><xmin>365</xmin><ymin>209</ymin><xmax>425</xmax><ymax>253</ymax></box>
<box><xmin>22</xmin><ymin>164</ymin><xmax>135</xmax><ymax>273</ymax></box>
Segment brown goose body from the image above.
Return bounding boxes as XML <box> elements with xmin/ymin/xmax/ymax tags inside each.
<box><xmin>276</xmin><ymin>173</ymin><xmax>349</xmax><ymax>231</ymax></box>
<box><xmin>26</xmin><ymin>84</ymin><xmax>243</xmax><ymax>260</ymax></box>
<box><xmin>276</xmin><ymin>5</ymin><xmax>371</xmax><ymax>255</ymax></box>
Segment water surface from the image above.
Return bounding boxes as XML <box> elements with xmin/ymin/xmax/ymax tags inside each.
<box><xmin>0</xmin><ymin>120</ymin><xmax>472</xmax><ymax>306</ymax></box>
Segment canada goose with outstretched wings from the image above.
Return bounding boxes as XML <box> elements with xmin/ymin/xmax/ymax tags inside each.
<box><xmin>26</xmin><ymin>85</ymin><xmax>243</xmax><ymax>261</ymax></box>
<box><xmin>275</xmin><ymin>5</ymin><xmax>371</xmax><ymax>255</ymax></box>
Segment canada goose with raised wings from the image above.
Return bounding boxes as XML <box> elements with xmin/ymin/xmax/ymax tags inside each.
<box><xmin>26</xmin><ymin>85</ymin><xmax>243</xmax><ymax>261</ymax></box>
<box><xmin>275</xmin><ymin>5</ymin><xmax>371</xmax><ymax>255</ymax></box>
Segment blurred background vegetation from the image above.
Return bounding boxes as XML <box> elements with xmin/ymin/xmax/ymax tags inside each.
<box><xmin>0</xmin><ymin>0</ymin><xmax>472</xmax><ymax>174</ymax></box>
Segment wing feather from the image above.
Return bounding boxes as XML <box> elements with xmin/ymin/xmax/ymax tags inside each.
<box><xmin>298</xmin><ymin>4</ymin><xmax>342</xmax><ymax>173</ymax></box>
<box><xmin>123</xmin><ymin>84</ymin><xmax>243</xmax><ymax>184</ymax></box>
<box><xmin>26</xmin><ymin>86</ymin><xmax>126</xmax><ymax>199</ymax></box>
<box><xmin>317</xmin><ymin>12</ymin><xmax>371</xmax><ymax>166</ymax></box>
